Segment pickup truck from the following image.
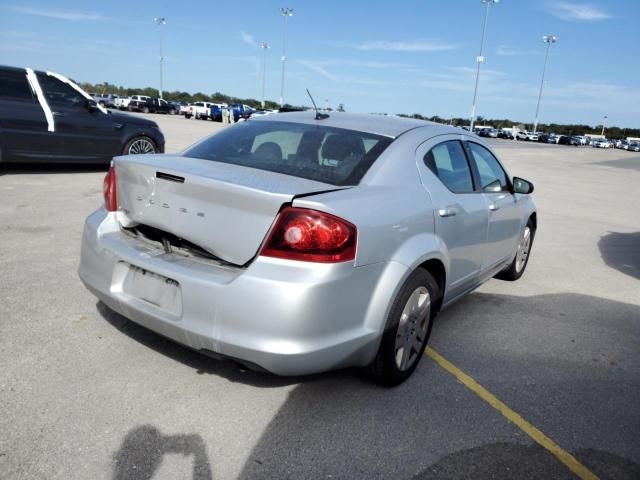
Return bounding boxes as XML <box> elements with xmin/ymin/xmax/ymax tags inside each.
<box><xmin>90</xmin><ymin>93</ymin><xmax>119</xmax><ymax>108</ymax></box>
<box><xmin>228</xmin><ymin>103</ymin><xmax>255</xmax><ymax>121</ymax></box>
<box><xmin>208</xmin><ymin>104</ymin><xmax>225</xmax><ymax>121</ymax></box>
<box><xmin>128</xmin><ymin>97</ymin><xmax>179</xmax><ymax>114</ymax></box>
<box><xmin>183</xmin><ymin>102</ymin><xmax>218</xmax><ymax>119</ymax></box>
<box><xmin>117</xmin><ymin>95</ymin><xmax>151</xmax><ymax>110</ymax></box>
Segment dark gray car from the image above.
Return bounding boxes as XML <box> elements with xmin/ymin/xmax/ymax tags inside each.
<box><xmin>0</xmin><ymin>65</ymin><xmax>165</xmax><ymax>164</ymax></box>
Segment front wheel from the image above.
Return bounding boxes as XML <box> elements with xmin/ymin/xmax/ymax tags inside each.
<box><xmin>495</xmin><ymin>219</ymin><xmax>535</xmax><ymax>281</ymax></box>
<box><xmin>123</xmin><ymin>136</ymin><xmax>158</xmax><ymax>155</ymax></box>
<box><xmin>366</xmin><ymin>268</ymin><xmax>440</xmax><ymax>386</ymax></box>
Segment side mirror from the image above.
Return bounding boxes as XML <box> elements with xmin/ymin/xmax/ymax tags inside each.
<box><xmin>513</xmin><ymin>177</ymin><xmax>534</xmax><ymax>194</ymax></box>
<box><xmin>86</xmin><ymin>99</ymin><xmax>98</xmax><ymax>112</ymax></box>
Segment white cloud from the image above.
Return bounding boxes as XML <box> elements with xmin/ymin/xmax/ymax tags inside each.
<box><xmin>4</xmin><ymin>6</ymin><xmax>105</xmax><ymax>21</ymax></box>
<box><xmin>496</xmin><ymin>45</ymin><xmax>544</xmax><ymax>57</ymax></box>
<box><xmin>322</xmin><ymin>59</ymin><xmax>412</xmax><ymax>69</ymax></box>
<box><xmin>240</xmin><ymin>30</ymin><xmax>256</xmax><ymax>47</ymax></box>
<box><xmin>0</xmin><ymin>30</ymin><xmax>38</xmax><ymax>38</ymax></box>
<box><xmin>449</xmin><ymin>66</ymin><xmax>506</xmax><ymax>78</ymax></box>
<box><xmin>299</xmin><ymin>61</ymin><xmax>338</xmax><ymax>81</ymax></box>
<box><xmin>549</xmin><ymin>3</ymin><xmax>611</xmax><ymax>21</ymax></box>
<box><xmin>353</xmin><ymin>40</ymin><xmax>457</xmax><ymax>52</ymax></box>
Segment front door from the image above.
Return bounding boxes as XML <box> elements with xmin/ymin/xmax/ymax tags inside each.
<box><xmin>35</xmin><ymin>72</ymin><xmax>120</xmax><ymax>162</ymax></box>
<box><xmin>465</xmin><ymin>141</ymin><xmax>524</xmax><ymax>271</ymax></box>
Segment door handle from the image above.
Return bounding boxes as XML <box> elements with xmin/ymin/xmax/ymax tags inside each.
<box><xmin>488</xmin><ymin>203</ymin><xmax>500</xmax><ymax>211</ymax></box>
<box><xmin>438</xmin><ymin>207</ymin><xmax>457</xmax><ymax>218</ymax></box>
<box><xmin>52</xmin><ymin>111</ymin><xmax>67</xmax><ymax>117</ymax></box>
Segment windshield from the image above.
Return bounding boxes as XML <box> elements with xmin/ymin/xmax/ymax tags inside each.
<box><xmin>183</xmin><ymin>121</ymin><xmax>393</xmax><ymax>186</ymax></box>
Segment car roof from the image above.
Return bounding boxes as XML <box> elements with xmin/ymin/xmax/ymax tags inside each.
<box><xmin>249</xmin><ymin>111</ymin><xmax>451</xmax><ymax>138</ymax></box>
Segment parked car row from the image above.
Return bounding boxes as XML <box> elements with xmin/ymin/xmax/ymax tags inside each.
<box><xmin>182</xmin><ymin>102</ymin><xmax>261</xmax><ymax>122</ymax></box>
<box><xmin>488</xmin><ymin>130</ymin><xmax>638</xmax><ymax>150</ymax></box>
<box><xmin>90</xmin><ymin>93</ymin><xmax>182</xmax><ymax>115</ymax></box>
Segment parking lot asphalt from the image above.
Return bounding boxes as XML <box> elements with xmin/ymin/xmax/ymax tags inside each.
<box><xmin>1</xmin><ymin>113</ymin><xmax>639</xmax><ymax>480</ymax></box>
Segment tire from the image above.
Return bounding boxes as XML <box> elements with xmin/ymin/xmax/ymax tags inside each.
<box><xmin>366</xmin><ymin>268</ymin><xmax>440</xmax><ymax>386</ymax></box>
<box><xmin>169</xmin><ymin>109</ymin><xmax>176</xmax><ymax>115</ymax></box>
<box><xmin>142</xmin><ymin>106</ymin><xmax>150</xmax><ymax>114</ymax></box>
<box><xmin>98</xmin><ymin>101</ymin><xmax>106</xmax><ymax>107</ymax></box>
<box><xmin>495</xmin><ymin>218</ymin><xmax>535</xmax><ymax>281</ymax></box>
<box><xmin>184</xmin><ymin>114</ymin><xmax>192</xmax><ymax>119</ymax></box>
<box><xmin>122</xmin><ymin>136</ymin><xmax>158</xmax><ymax>156</ymax></box>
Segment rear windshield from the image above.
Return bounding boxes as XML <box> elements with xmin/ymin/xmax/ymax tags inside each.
<box><xmin>182</xmin><ymin>121</ymin><xmax>393</xmax><ymax>186</ymax></box>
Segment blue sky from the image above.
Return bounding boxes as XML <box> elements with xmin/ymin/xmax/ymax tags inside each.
<box><xmin>1</xmin><ymin>0</ymin><xmax>638</xmax><ymax>127</ymax></box>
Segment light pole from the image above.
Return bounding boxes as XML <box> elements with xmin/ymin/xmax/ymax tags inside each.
<box><xmin>279</xmin><ymin>7</ymin><xmax>293</xmax><ymax>107</ymax></box>
<box><xmin>261</xmin><ymin>42</ymin><xmax>270</xmax><ymax>108</ymax></box>
<box><xmin>470</xmin><ymin>0</ymin><xmax>498</xmax><ymax>132</ymax></box>
<box><xmin>601</xmin><ymin>115</ymin><xmax>607</xmax><ymax>136</ymax></box>
<box><xmin>533</xmin><ymin>35</ymin><xmax>557</xmax><ymax>134</ymax></box>
<box><xmin>154</xmin><ymin>17</ymin><xmax>166</xmax><ymax>99</ymax></box>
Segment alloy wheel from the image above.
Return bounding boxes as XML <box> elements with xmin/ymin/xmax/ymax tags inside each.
<box><xmin>128</xmin><ymin>139</ymin><xmax>156</xmax><ymax>155</ymax></box>
<box><xmin>515</xmin><ymin>226</ymin><xmax>532</xmax><ymax>273</ymax></box>
<box><xmin>394</xmin><ymin>286</ymin><xmax>431</xmax><ymax>371</ymax></box>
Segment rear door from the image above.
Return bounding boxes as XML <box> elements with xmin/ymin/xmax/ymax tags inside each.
<box><xmin>416</xmin><ymin>136</ymin><xmax>489</xmax><ymax>301</ymax></box>
<box><xmin>35</xmin><ymin>72</ymin><xmax>120</xmax><ymax>162</ymax></box>
<box><xmin>464</xmin><ymin>141</ymin><xmax>524</xmax><ymax>271</ymax></box>
<box><xmin>0</xmin><ymin>68</ymin><xmax>58</xmax><ymax>162</ymax></box>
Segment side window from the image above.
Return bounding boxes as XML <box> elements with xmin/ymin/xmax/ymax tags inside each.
<box><xmin>35</xmin><ymin>73</ymin><xmax>85</xmax><ymax>108</ymax></box>
<box><xmin>423</xmin><ymin>141</ymin><xmax>475</xmax><ymax>194</ymax></box>
<box><xmin>0</xmin><ymin>70</ymin><xmax>34</xmax><ymax>102</ymax></box>
<box><xmin>467</xmin><ymin>143</ymin><xmax>509</xmax><ymax>192</ymax></box>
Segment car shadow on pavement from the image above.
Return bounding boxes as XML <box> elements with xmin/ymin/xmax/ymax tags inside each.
<box><xmin>112</xmin><ymin>425</ymin><xmax>213</xmax><ymax>480</ymax></box>
<box><xmin>411</xmin><ymin>443</ymin><xmax>640</xmax><ymax>480</ymax></box>
<box><xmin>0</xmin><ymin>163</ymin><xmax>109</xmax><ymax>175</ymax></box>
<box><xmin>235</xmin><ymin>292</ymin><xmax>640</xmax><ymax>480</ymax></box>
<box><xmin>595</xmin><ymin>154</ymin><xmax>640</xmax><ymax>172</ymax></box>
<box><xmin>96</xmin><ymin>301</ymin><xmax>351</xmax><ymax>388</ymax></box>
<box><xmin>598</xmin><ymin>231</ymin><xmax>640</xmax><ymax>280</ymax></box>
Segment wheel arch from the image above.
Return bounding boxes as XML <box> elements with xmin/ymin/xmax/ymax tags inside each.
<box><xmin>529</xmin><ymin>211</ymin><xmax>537</xmax><ymax>231</ymax></box>
<box><xmin>416</xmin><ymin>258</ymin><xmax>446</xmax><ymax>312</ymax></box>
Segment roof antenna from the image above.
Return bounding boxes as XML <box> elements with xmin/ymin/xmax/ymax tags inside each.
<box><xmin>306</xmin><ymin>88</ymin><xmax>329</xmax><ymax>120</ymax></box>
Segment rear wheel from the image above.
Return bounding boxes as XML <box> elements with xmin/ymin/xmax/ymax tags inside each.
<box><xmin>142</xmin><ymin>106</ymin><xmax>150</xmax><ymax>114</ymax></box>
<box><xmin>495</xmin><ymin>219</ymin><xmax>535</xmax><ymax>281</ymax></box>
<box><xmin>123</xmin><ymin>136</ymin><xmax>158</xmax><ymax>155</ymax></box>
<box><xmin>366</xmin><ymin>268</ymin><xmax>440</xmax><ymax>386</ymax></box>
<box><xmin>184</xmin><ymin>113</ymin><xmax>192</xmax><ymax>119</ymax></box>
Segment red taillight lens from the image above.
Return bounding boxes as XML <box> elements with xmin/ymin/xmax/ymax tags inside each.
<box><xmin>260</xmin><ymin>207</ymin><xmax>357</xmax><ymax>263</ymax></box>
<box><xmin>103</xmin><ymin>166</ymin><xmax>117</xmax><ymax>212</ymax></box>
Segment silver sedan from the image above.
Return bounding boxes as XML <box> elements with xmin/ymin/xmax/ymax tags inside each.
<box><xmin>79</xmin><ymin>112</ymin><xmax>536</xmax><ymax>385</ymax></box>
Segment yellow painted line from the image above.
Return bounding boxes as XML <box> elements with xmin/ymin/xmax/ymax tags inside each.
<box><xmin>425</xmin><ymin>347</ymin><xmax>599</xmax><ymax>480</ymax></box>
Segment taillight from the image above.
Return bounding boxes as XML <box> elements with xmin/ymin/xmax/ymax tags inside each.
<box><xmin>260</xmin><ymin>207</ymin><xmax>357</xmax><ymax>263</ymax></box>
<box><xmin>103</xmin><ymin>166</ymin><xmax>117</xmax><ymax>212</ymax></box>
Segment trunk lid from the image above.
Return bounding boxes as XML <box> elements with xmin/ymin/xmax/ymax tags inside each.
<box><xmin>115</xmin><ymin>154</ymin><xmax>343</xmax><ymax>265</ymax></box>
